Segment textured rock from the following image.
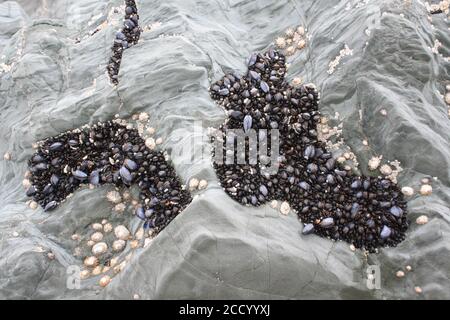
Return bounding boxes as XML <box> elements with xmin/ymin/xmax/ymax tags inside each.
<box><xmin>0</xmin><ymin>2</ymin><xmax>29</xmax><ymax>51</ymax></box>
<box><xmin>0</xmin><ymin>0</ymin><xmax>449</xmax><ymax>300</ymax></box>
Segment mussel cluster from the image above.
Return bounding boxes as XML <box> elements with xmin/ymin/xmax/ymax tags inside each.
<box><xmin>26</xmin><ymin>121</ymin><xmax>192</xmax><ymax>233</ymax></box>
<box><xmin>107</xmin><ymin>0</ymin><xmax>141</xmax><ymax>84</ymax></box>
<box><xmin>209</xmin><ymin>49</ymin><xmax>408</xmax><ymax>252</ymax></box>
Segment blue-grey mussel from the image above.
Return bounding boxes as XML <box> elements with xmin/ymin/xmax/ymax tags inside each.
<box><xmin>107</xmin><ymin>0</ymin><xmax>141</xmax><ymax>84</ymax></box>
<box><xmin>209</xmin><ymin>48</ymin><xmax>409</xmax><ymax>252</ymax></box>
<box><xmin>26</xmin><ymin>121</ymin><xmax>192</xmax><ymax>233</ymax></box>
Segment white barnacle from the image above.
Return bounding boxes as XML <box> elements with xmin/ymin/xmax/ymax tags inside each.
<box><xmin>286</xmin><ymin>46</ymin><xmax>295</xmax><ymax>56</ymax></box>
<box><xmin>420</xmin><ymin>184</ymin><xmax>432</xmax><ymax>196</ymax></box>
<box><xmin>92</xmin><ymin>266</ymin><xmax>102</xmax><ymax>275</ymax></box>
<box><xmin>90</xmin><ymin>232</ymin><xmax>103</xmax><ymax>242</ymax></box>
<box><xmin>138</xmin><ymin>112</ymin><xmax>149</xmax><ymax>122</ymax></box>
<box><xmin>270</xmin><ymin>200</ymin><xmax>278</xmax><ymax>209</ymax></box>
<box><xmin>445</xmin><ymin>92</ymin><xmax>450</xmax><ymax>105</ymax></box>
<box><xmin>280</xmin><ymin>201</ymin><xmax>290</xmax><ymax>215</ymax></box>
<box><xmin>401</xmin><ymin>186</ymin><xmax>414</xmax><ymax>197</ymax></box>
<box><xmin>189</xmin><ymin>178</ymin><xmax>199</xmax><ymax>190</ymax></box>
<box><xmin>84</xmin><ymin>256</ymin><xmax>99</xmax><ymax>268</ymax></box>
<box><xmin>396</xmin><ymin>270</ymin><xmax>405</xmax><ymax>278</ymax></box>
<box><xmin>114</xmin><ymin>203</ymin><xmax>126</xmax><ymax>213</ymax></box>
<box><xmin>416</xmin><ymin>215</ymin><xmax>429</xmax><ymax>225</ymax></box>
<box><xmin>114</xmin><ymin>225</ymin><xmax>130</xmax><ymax>240</ymax></box>
<box><xmin>285</xmin><ymin>28</ymin><xmax>294</xmax><ymax>37</ymax></box>
<box><xmin>92</xmin><ymin>242</ymin><xmax>108</xmax><ymax>255</ymax></box>
<box><xmin>275</xmin><ymin>37</ymin><xmax>286</xmax><ymax>49</ymax></box>
<box><xmin>380</xmin><ymin>164</ymin><xmax>393</xmax><ymax>176</ymax></box>
<box><xmin>92</xmin><ymin>223</ymin><xmax>103</xmax><ymax>231</ymax></box>
<box><xmin>130</xmin><ymin>240</ymin><xmax>139</xmax><ymax>249</ymax></box>
<box><xmin>106</xmin><ymin>191</ymin><xmax>122</xmax><ymax>204</ymax></box>
<box><xmin>291</xmin><ymin>77</ymin><xmax>303</xmax><ymax>86</ymax></box>
<box><xmin>145</xmin><ymin>137</ymin><xmax>156</xmax><ymax>149</ymax></box>
<box><xmin>80</xmin><ymin>270</ymin><xmax>90</xmax><ymax>279</ymax></box>
<box><xmin>297</xmin><ymin>39</ymin><xmax>306</xmax><ymax>49</ymax></box>
<box><xmin>99</xmin><ymin>275</ymin><xmax>111</xmax><ymax>287</ymax></box>
<box><xmin>368</xmin><ymin>156</ymin><xmax>382</xmax><ymax>171</ymax></box>
<box><xmin>29</xmin><ymin>201</ymin><xmax>38</xmax><ymax>210</ymax></box>
<box><xmin>198</xmin><ymin>179</ymin><xmax>208</xmax><ymax>190</ymax></box>
<box><xmin>112</xmin><ymin>239</ymin><xmax>126</xmax><ymax>252</ymax></box>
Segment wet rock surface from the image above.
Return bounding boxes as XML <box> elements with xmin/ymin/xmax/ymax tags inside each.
<box><xmin>0</xmin><ymin>2</ymin><xmax>28</xmax><ymax>51</ymax></box>
<box><xmin>0</xmin><ymin>0</ymin><xmax>449</xmax><ymax>300</ymax></box>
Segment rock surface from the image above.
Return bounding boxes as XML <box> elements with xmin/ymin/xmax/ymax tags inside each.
<box><xmin>0</xmin><ymin>0</ymin><xmax>449</xmax><ymax>299</ymax></box>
